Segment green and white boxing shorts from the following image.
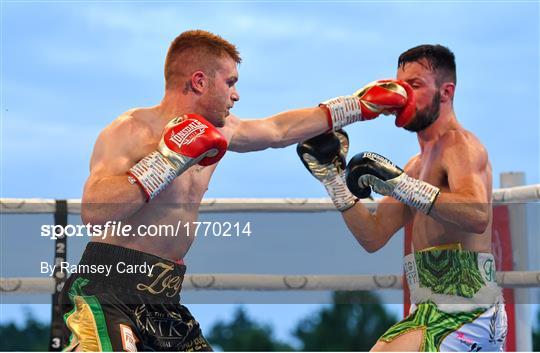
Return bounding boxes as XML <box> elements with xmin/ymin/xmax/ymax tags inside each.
<box><xmin>379</xmin><ymin>244</ymin><xmax>508</xmax><ymax>352</ymax></box>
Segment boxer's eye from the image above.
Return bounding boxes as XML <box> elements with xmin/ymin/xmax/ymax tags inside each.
<box><xmin>408</xmin><ymin>81</ymin><xmax>420</xmax><ymax>88</ymax></box>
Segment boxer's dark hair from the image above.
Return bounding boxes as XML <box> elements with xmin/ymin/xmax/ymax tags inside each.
<box><xmin>165</xmin><ymin>30</ymin><xmax>241</xmax><ymax>90</ymax></box>
<box><xmin>398</xmin><ymin>44</ymin><xmax>456</xmax><ymax>85</ymax></box>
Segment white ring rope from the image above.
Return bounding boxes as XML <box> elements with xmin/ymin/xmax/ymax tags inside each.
<box><xmin>1</xmin><ymin>184</ymin><xmax>538</xmax><ymax>294</ymax></box>
<box><xmin>1</xmin><ymin>271</ymin><xmax>539</xmax><ymax>294</ymax></box>
<box><xmin>1</xmin><ymin>184</ymin><xmax>539</xmax><ymax>214</ymax></box>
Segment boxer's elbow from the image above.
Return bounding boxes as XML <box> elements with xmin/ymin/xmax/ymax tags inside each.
<box><xmin>354</xmin><ymin>236</ymin><xmax>384</xmax><ymax>253</ymax></box>
<box><xmin>81</xmin><ymin>208</ymin><xmax>94</xmax><ymax>225</ymax></box>
<box><xmin>81</xmin><ymin>183</ymin><xmax>107</xmax><ymax>225</ymax></box>
<box><xmin>81</xmin><ymin>193</ymin><xmax>96</xmax><ymax>224</ymax></box>
<box><xmin>81</xmin><ymin>202</ymin><xmax>103</xmax><ymax>226</ymax></box>
<box><xmin>363</xmin><ymin>243</ymin><xmax>381</xmax><ymax>253</ymax></box>
<box><xmin>81</xmin><ymin>194</ymin><xmax>111</xmax><ymax>226</ymax></box>
<box><xmin>463</xmin><ymin>205</ymin><xmax>490</xmax><ymax>234</ymax></box>
<box><xmin>469</xmin><ymin>213</ymin><xmax>490</xmax><ymax>234</ymax></box>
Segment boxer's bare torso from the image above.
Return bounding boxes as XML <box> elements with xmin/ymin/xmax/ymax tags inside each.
<box><xmin>343</xmin><ymin>59</ymin><xmax>493</xmax><ymax>256</ymax></box>
<box><xmin>404</xmin><ymin>127</ymin><xmax>492</xmax><ymax>253</ymax></box>
<box><xmin>82</xmin><ymin>88</ymin><xmax>329</xmax><ymax>261</ymax></box>
<box><xmin>369</xmin><ymin>127</ymin><xmax>494</xmax><ymax>352</ymax></box>
<box><xmin>343</xmin><ymin>122</ymin><xmax>493</xmax><ymax>256</ymax></box>
<box><xmin>83</xmin><ymin>107</ymin><xmax>239</xmax><ymax>261</ymax></box>
<box><xmin>340</xmin><ymin>46</ymin><xmax>501</xmax><ymax>352</ymax></box>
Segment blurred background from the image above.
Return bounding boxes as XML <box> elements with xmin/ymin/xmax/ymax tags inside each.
<box><xmin>1</xmin><ymin>0</ymin><xmax>539</xmax><ymax>351</ymax></box>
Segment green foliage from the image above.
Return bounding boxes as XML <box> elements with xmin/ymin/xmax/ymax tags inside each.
<box><xmin>207</xmin><ymin>307</ymin><xmax>294</xmax><ymax>351</ymax></box>
<box><xmin>3</xmin><ymin>301</ymin><xmax>538</xmax><ymax>351</ymax></box>
<box><xmin>293</xmin><ymin>291</ymin><xmax>397</xmax><ymax>351</ymax></box>
<box><xmin>0</xmin><ymin>310</ymin><xmax>49</xmax><ymax>351</ymax></box>
<box><xmin>207</xmin><ymin>292</ymin><xmax>397</xmax><ymax>351</ymax></box>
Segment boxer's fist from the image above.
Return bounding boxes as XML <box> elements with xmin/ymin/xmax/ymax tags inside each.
<box><xmin>345</xmin><ymin>152</ymin><xmax>439</xmax><ymax>214</ymax></box>
<box><xmin>354</xmin><ymin>80</ymin><xmax>416</xmax><ymax>127</ymax></box>
<box><xmin>321</xmin><ymin>80</ymin><xmax>416</xmax><ymax>130</ymax></box>
<box><xmin>297</xmin><ymin>130</ymin><xmax>346</xmax><ymax>181</ymax></box>
<box><xmin>158</xmin><ymin>114</ymin><xmax>227</xmax><ymax>168</ymax></box>
<box><xmin>128</xmin><ymin>114</ymin><xmax>228</xmax><ymax>201</ymax></box>
<box><xmin>345</xmin><ymin>152</ymin><xmax>404</xmax><ymax>198</ymax></box>
<box><xmin>297</xmin><ymin>130</ymin><xmax>357</xmax><ymax>211</ymax></box>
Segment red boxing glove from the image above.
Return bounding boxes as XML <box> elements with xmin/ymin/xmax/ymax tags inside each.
<box><xmin>160</xmin><ymin>114</ymin><xmax>227</xmax><ymax>167</ymax></box>
<box><xmin>375</xmin><ymin>79</ymin><xmax>416</xmax><ymax>127</ymax></box>
<box><xmin>128</xmin><ymin>114</ymin><xmax>228</xmax><ymax>201</ymax></box>
<box><xmin>321</xmin><ymin>79</ymin><xmax>416</xmax><ymax>130</ymax></box>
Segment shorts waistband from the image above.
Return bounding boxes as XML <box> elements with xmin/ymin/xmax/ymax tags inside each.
<box><xmin>404</xmin><ymin>247</ymin><xmax>501</xmax><ymax>312</ymax></box>
<box><xmin>79</xmin><ymin>242</ymin><xmax>186</xmax><ymax>301</ymax></box>
<box><xmin>404</xmin><ymin>250</ymin><xmax>497</xmax><ymax>290</ymax></box>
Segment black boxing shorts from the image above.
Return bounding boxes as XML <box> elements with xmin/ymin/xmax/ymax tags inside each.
<box><xmin>58</xmin><ymin>242</ymin><xmax>212</xmax><ymax>351</ymax></box>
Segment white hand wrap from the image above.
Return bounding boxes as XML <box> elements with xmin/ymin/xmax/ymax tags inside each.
<box><xmin>324</xmin><ymin>171</ymin><xmax>358</xmax><ymax>211</ymax></box>
<box><xmin>127</xmin><ymin>151</ymin><xmax>178</xmax><ymax>201</ymax></box>
<box><xmin>391</xmin><ymin>174</ymin><xmax>440</xmax><ymax>214</ymax></box>
<box><xmin>303</xmin><ymin>154</ymin><xmax>357</xmax><ymax>211</ymax></box>
<box><xmin>321</xmin><ymin>96</ymin><xmax>363</xmax><ymax>131</ymax></box>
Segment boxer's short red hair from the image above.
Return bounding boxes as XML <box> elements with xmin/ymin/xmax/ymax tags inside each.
<box><xmin>164</xmin><ymin>30</ymin><xmax>241</xmax><ymax>90</ymax></box>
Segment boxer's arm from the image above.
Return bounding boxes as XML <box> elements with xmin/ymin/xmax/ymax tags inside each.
<box><xmin>340</xmin><ymin>158</ymin><xmax>417</xmax><ymax>252</ymax></box>
<box><xmin>227</xmin><ymin>80</ymin><xmax>414</xmax><ymax>152</ymax></box>
<box><xmin>226</xmin><ymin>108</ymin><xmax>330</xmax><ymax>152</ymax></box>
<box><xmin>342</xmin><ymin>196</ymin><xmax>413</xmax><ymax>253</ymax></box>
<box><xmin>427</xmin><ymin>131</ymin><xmax>492</xmax><ymax>234</ymax></box>
<box><xmin>81</xmin><ymin>117</ymin><xmax>150</xmax><ymax>225</ymax></box>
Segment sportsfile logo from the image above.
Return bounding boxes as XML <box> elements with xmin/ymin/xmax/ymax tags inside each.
<box><xmin>169</xmin><ymin>120</ymin><xmax>208</xmax><ymax>148</ymax></box>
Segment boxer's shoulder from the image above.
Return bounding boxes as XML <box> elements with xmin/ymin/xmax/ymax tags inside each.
<box><xmin>90</xmin><ymin>109</ymin><xmax>160</xmax><ymax>169</ymax></box>
<box><xmin>439</xmin><ymin>128</ymin><xmax>488</xmax><ymax>160</ymax></box>
<box><xmin>101</xmin><ymin>108</ymin><xmax>158</xmax><ymax>142</ymax></box>
<box><xmin>217</xmin><ymin>113</ymin><xmax>241</xmax><ymax>142</ymax></box>
<box><xmin>403</xmin><ymin>153</ymin><xmax>421</xmax><ymax>176</ymax></box>
<box><xmin>439</xmin><ymin>128</ymin><xmax>483</xmax><ymax>149</ymax></box>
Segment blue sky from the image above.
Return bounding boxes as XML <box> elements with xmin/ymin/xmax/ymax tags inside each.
<box><xmin>1</xmin><ymin>0</ymin><xmax>539</xmax><ymax>346</ymax></box>
<box><xmin>2</xmin><ymin>1</ymin><xmax>539</xmax><ymax>199</ymax></box>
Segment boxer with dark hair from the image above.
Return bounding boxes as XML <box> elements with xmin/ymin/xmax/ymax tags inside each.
<box><xmin>299</xmin><ymin>45</ymin><xmax>507</xmax><ymax>352</ymax></box>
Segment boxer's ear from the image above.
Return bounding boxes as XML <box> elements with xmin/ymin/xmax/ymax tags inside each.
<box><xmin>190</xmin><ymin>71</ymin><xmax>207</xmax><ymax>94</ymax></box>
<box><xmin>440</xmin><ymin>82</ymin><xmax>455</xmax><ymax>103</ymax></box>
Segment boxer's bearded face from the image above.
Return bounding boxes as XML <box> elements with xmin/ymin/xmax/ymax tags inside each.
<box><xmin>404</xmin><ymin>90</ymin><xmax>441</xmax><ymax>132</ymax></box>
<box><xmin>397</xmin><ymin>59</ymin><xmax>442</xmax><ymax>132</ymax></box>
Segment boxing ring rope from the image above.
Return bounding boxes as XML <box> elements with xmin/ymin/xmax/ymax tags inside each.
<box><xmin>1</xmin><ymin>271</ymin><xmax>540</xmax><ymax>294</ymax></box>
<box><xmin>1</xmin><ymin>183</ymin><xmax>539</xmax><ymax>294</ymax></box>
<box><xmin>1</xmin><ymin>183</ymin><xmax>539</xmax><ymax>214</ymax></box>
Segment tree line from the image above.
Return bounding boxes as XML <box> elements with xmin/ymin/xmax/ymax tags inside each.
<box><xmin>1</xmin><ymin>292</ymin><xmax>539</xmax><ymax>351</ymax></box>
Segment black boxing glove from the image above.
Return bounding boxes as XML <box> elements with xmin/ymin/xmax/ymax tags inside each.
<box><xmin>297</xmin><ymin>130</ymin><xmax>357</xmax><ymax>211</ymax></box>
<box><xmin>346</xmin><ymin>151</ymin><xmax>440</xmax><ymax>214</ymax></box>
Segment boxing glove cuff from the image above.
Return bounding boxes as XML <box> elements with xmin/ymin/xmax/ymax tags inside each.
<box><xmin>320</xmin><ymin>96</ymin><xmax>363</xmax><ymax>131</ymax></box>
<box><xmin>127</xmin><ymin>151</ymin><xmax>178</xmax><ymax>201</ymax></box>
<box><xmin>323</xmin><ymin>171</ymin><xmax>358</xmax><ymax>212</ymax></box>
<box><xmin>391</xmin><ymin>174</ymin><xmax>440</xmax><ymax>215</ymax></box>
